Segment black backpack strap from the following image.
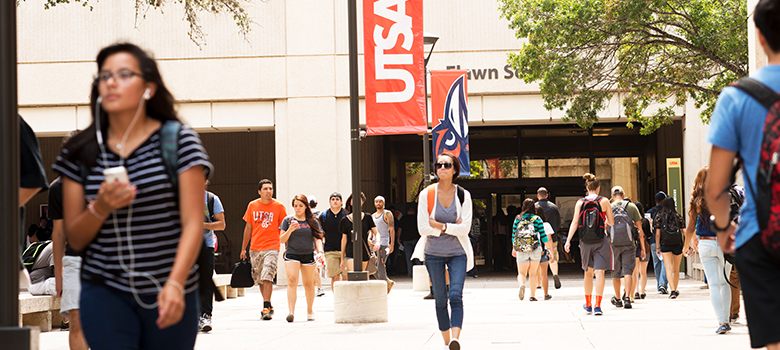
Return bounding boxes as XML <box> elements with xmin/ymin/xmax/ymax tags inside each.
<box><xmin>159</xmin><ymin>121</ymin><xmax>181</xmax><ymax>190</ymax></box>
<box><xmin>207</xmin><ymin>191</ymin><xmax>215</xmax><ymax>220</ymax></box>
<box><xmin>733</xmin><ymin>77</ymin><xmax>780</xmax><ymax>110</ymax></box>
<box><xmin>456</xmin><ymin>185</ymin><xmax>465</xmax><ymax>207</ymax></box>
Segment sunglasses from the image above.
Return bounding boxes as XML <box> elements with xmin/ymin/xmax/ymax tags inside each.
<box><xmin>435</xmin><ymin>162</ymin><xmax>454</xmax><ymax>170</ymax></box>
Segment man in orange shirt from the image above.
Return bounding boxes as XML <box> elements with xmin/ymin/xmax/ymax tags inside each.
<box><xmin>241</xmin><ymin>179</ymin><xmax>287</xmax><ymax>320</ymax></box>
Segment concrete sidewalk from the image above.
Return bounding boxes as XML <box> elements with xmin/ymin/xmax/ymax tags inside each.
<box><xmin>39</xmin><ymin>272</ymin><xmax>752</xmax><ymax>350</ymax></box>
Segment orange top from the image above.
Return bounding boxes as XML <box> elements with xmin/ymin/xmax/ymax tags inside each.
<box><xmin>243</xmin><ymin>198</ymin><xmax>287</xmax><ymax>251</ymax></box>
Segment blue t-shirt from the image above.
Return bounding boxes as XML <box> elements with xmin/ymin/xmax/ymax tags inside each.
<box><xmin>204</xmin><ymin>192</ymin><xmax>225</xmax><ymax>248</ymax></box>
<box><xmin>707</xmin><ymin>64</ymin><xmax>780</xmax><ymax>249</ymax></box>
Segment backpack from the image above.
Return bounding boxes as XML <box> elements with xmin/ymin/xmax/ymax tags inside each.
<box><xmin>659</xmin><ymin>212</ymin><xmax>683</xmax><ymax>246</ymax></box>
<box><xmin>513</xmin><ymin>215</ymin><xmax>540</xmax><ymax>253</ymax></box>
<box><xmin>732</xmin><ymin>77</ymin><xmax>780</xmax><ymax>260</ymax></box>
<box><xmin>426</xmin><ymin>184</ymin><xmax>465</xmax><ymax>216</ymax></box>
<box><xmin>609</xmin><ymin>201</ymin><xmax>635</xmax><ymax>247</ymax></box>
<box><xmin>577</xmin><ymin>196</ymin><xmax>606</xmax><ymax>244</ymax></box>
<box><xmin>22</xmin><ymin>240</ymin><xmax>52</xmax><ymax>272</ymax></box>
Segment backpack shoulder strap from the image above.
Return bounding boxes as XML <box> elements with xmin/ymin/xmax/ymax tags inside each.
<box><xmin>457</xmin><ymin>185</ymin><xmax>465</xmax><ymax>207</ymax></box>
<box><xmin>160</xmin><ymin>121</ymin><xmax>182</xmax><ymax>189</ymax></box>
<box><xmin>207</xmin><ymin>191</ymin><xmax>215</xmax><ymax>218</ymax></box>
<box><xmin>426</xmin><ymin>185</ymin><xmax>436</xmax><ymax>216</ymax></box>
<box><xmin>733</xmin><ymin>77</ymin><xmax>780</xmax><ymax>110</ymax></box>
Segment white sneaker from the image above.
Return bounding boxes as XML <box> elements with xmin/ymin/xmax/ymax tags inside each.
<box><xmin>307</xmin><ymin>313</ymin><xmax>315</xmax><ymax>321</ymax></box>
<box><xmin>316</xmin><ymin>288</ymin><xmax>325</xmax><ymax>297</ymax></box>
<box><xmin>200</xmin><ymin>315</ymin><xmax>212</xmax><ymax>332</ymax></box>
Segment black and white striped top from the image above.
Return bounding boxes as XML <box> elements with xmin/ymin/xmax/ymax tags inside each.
<box><xmin>53</xmin><ymin>124</ymin><xmax>213</xmax><ymax>295</ymax></box>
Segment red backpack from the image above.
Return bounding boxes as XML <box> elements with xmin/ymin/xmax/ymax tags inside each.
<box><xmin>733</xmin><ymin>78</ymin><xmax>780</xmax><ymax>260</ymax></box>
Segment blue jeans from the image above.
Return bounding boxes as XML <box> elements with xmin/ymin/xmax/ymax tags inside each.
<box><xmin>650</xmin><ymin>243</ymin><xmax>668</xmax><ymax>290</ymax></box>
<box><xmin>699</xmin><ymin>239</ymin><xmax>731</xmax><ymax>324</ymax></box>
<box><xmin>425</xmin><ymin>254</ymin><xmax>467</xmax><ymax>331</ymax></box>
<box><xmin>403</xmin><ymin>239</ymin><xmax>420</xmax><ymax>277</ymax></box>
<box><xmin>80</xmin><ymin>281</ymin><xmax>199</xmax><ymax>350</ymax></box>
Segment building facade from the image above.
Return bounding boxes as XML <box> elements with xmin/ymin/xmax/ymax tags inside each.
<box><xmin>17</xmin><ymin>0</ymin><xmax>714</xmax><ymax>272</ymax></box>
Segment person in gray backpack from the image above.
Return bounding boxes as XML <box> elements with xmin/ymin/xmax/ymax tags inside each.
<box><xmin>608</xmin><ymin>186</ymin><xmax>645</xmax><ymax>310</ymax></box>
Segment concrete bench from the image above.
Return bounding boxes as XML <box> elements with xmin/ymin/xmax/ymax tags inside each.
<box><xmin>19</xmin><ymin>292</ymin><xmax>64</xmax><ymax>332</ymax></box>
<box><xmin>213</xmin><ymin>274</ymin><xmax>244</xmax><ymax>299</ymax></box>
<box><xmin>412</xmin><ymin>265</ymin><xmax>429</xmax><ymax>291</ymax></box>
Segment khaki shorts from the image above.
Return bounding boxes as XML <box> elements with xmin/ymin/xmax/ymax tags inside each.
<box><xmin>325</xmin><ymin>251</ymin><xmax>347</xmax><ymax>278</ymax></box>
<box><xmin>250</xmin><ymin>250</ymin><xmax>279</xmax><ymax>284</ymax></box>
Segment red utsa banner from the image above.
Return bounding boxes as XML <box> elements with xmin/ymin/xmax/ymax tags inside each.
<box><xmin>431</xmin><ymin>70</ymin><xmax>470</xmax><ymax>177</ymax></box>
<box><xmin>363</xmin><ymin>0</ymin><xmax>425</xmax><ymax>135</ymax></box>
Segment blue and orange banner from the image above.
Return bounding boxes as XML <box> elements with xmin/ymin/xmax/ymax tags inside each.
<box><xmin>431</xmin><ymin>70</ymin><xmax>470</xmax><ymax>176</ymax></box>
<box><xmin>363</xmin><ymin>0</ymin><xmax>426</xmax><ymax>135</ymax></box>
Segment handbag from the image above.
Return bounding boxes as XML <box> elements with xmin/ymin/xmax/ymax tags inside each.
<box><xmin>230</xmin><ymin>259</ymin><xmax>255</xmax><ymax>288</ymax></box>
<box><xmin>363</xmin><ymin>240</ymin><xmax>378</xmax><ymax>276</ymax></box>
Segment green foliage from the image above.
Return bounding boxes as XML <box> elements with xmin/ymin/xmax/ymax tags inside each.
<box><xmin>498</xmin><ymin>0</ymin><xmax>748</xmax><ymax>134</ymax></box>
<box><xmin>23</xmin><ymin>0</ymin><xmax>254</xmax><ymax>47</ymax></box>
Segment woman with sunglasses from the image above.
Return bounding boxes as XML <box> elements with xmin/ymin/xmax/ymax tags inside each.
<box><xmin>413</xmin><ymin>152</ymin><xmax>474</xmax><ymax>350</ymax></box>
<box><xmin>53</xmin><ymin>43</ymin><xmax>211</xmax><ymax>349</ymax></box>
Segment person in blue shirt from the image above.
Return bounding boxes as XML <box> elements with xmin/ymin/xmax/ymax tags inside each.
<box><xmin>705</xmin><ymin>1</ymin><xmax>780</xmax><ymax>347</ymax></box>
<box><xmin>199</xmin><ymin>180</ymin><xmax>225</xmax><ymax>332</ymax></box>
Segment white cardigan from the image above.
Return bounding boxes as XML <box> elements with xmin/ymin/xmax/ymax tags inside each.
<box><xmin>412</xmin><ymin>184</ymin><xmax>475</xmax><ymax>272</ymax></box>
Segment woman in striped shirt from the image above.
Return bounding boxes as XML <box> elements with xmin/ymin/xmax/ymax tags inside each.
<box><xmin>54</xmin><ymin>43</ymin><xmax>211</xmax><ymax>350</ymax></box>
<box><xmin>512</xmin><ymin>198</ymin><xmax>551</xmax><ymax>302</ymax></box>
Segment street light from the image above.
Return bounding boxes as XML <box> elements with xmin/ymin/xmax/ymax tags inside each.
<box><xmin>422</xmin><ymin>32</ymin><xmax>439</xmax><ymax>187</ymax></box>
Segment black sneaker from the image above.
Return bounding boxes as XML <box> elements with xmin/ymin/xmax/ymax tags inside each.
<box><xmin>60</xmin><ymin>320</ymin><xmax>69</xmax><ymax>331</ymax></box>
<box><xmin>716</xmin><ymin>324</ymin><xmax>729</xmax><ymax>334</ymax></box>
<box><xmin>623</xmin><ymin>297</ymin><xmax>632</xmax><ymax>309</ymax></box>
<box><xmin>553</xmin><ymin>275</ymin><xmax>561</xmax><ymax>289</ymax></box>
<box><xmin>424</xmin><ymin>292</ymin><xmax>435</xmax><ymax>300</ymax></box>
<box><xmin>659</xmin><ymin>286</ymin><xmax>669</xmax><ymax>295</ymax></box>
<box><xmin>634</xmin><ymin>292</ymin><xmax>640</xmax><ymax>300</ymax></box>
<box><xmin>610</xmin><ymin>296</ymin><xmax>623</xmax><ymax>308</ymax></box>
<box><xmin>670</xmin><ymin>290</ymin><xmax>679</xmax><ymax>299</ymax></box>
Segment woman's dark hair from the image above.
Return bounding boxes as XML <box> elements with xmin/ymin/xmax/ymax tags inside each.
<box><xmin>345</xmin><ymin>192</ymin><xmax>366</xmax><ymax>214</ymax></box>
<box><xmin>436</xmin><ymin>152</ymin><xmax>460</xmax><ymax>180</ymax></box>
<box><xmin>535</xmin><ymin>205</ymin><xmax>547</xmax><ymax>222</ymax></box>
<box><xmin>583</xmin><ymin>173</ymin><xmax>600</xmax><ymax>191</ymax></box>
<box><xmin>661</xmin><ymin>197</ymin><xmax>677</xmax><ymax>216</ymax></box>
<box><xmin>63</xmin><ymin>43</ymin><xmax>179</xmax><ymax>167</ymax></box>
<box><xmin>292</xmin><ymin>194</ymin><xmax>323</xmax><ymax>240</ymax></box>
<box><xmin>755</xmin><ymin>0</ymin><xmax>780</xmax><ymax>52</ymax></box>
<box><xmin>689</xmin><ymin>167</ymin><xmax>708</xmax><ymax>219</ymax></box>
<box><xmin>520</xmin><ymin>198</ymin><xmax>536</xmax><ymax>216</ymax></box>
<box><xmin>635</xmin><ymin>202</ymin><xmax>645</xmax><ymax>216</ymax></box>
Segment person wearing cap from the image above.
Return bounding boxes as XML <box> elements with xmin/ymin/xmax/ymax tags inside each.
<box><xmin>535</xmin><ymin>187</ymin><xmax>562</xmax><ymax>288</ymax></box>
<box><xmin>372</xmin><ymin>196</ymin><xmax>396</xmax><ymax>293</ymax></box>
<box><xmin>319</xmin><ymin>192</ymin><xmax>348</xmax><ymax>292</ymax></box>
<box><xmin>308</xmin><ymin>196</ymin><xmax>325</xmax><ymax>297</ymax></box>
<box><xmin>608</xmin><ymin>186</ymin><xmax>645</xmax><ymax>309</ymax></box>
<box><xmin>647</xmin><ymin>191</ymin><xmax>669</xmax><ymax>294</ymax></box>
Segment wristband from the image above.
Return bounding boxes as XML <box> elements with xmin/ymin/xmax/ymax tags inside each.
<box><xmin>709</xmin><ymin>215</ymin><xmax>730</xmax><ymax>232</ymax></box>
<box><xmin>88</xmin><ymin>201</ymin><xmax>108</xmax><ymax>220</ymax></box>
<box><xmin>165</xmin><ymin>280</ymin><xmax>186</xmax><ymax>296</ymax></box>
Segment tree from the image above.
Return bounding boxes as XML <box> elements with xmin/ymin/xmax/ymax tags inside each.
<box><xmin>498</xmin><ymin>0</ymin><xmax>748</xmax><ymax>134</ymax></box>
<box><xmin>22</xmin><ymin>0</ymin><xmax>252</xmax><ymax>47</ymax></box>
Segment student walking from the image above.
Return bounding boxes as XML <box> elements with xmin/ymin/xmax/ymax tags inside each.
<box><xmin>339</xmin><ymin>193</ymin><xmax>379</xmax><ymax>274</ymax></box>
<box><xmin>607</xmin><ymin>186</ymin><xmax>645</xmax><ymax>309</ymax></box>
<box><xmin>199</xmin><ymin>180</ymin><xmax>225</xmax><ymax>332</ymax></box>
<box><xmin>511</xmin><ymin>199</ymin><xmax>552</xmax><ymax>302</ymax></box>
<box><xmin>397</xmin><ymin>205</ymin><xmax>421</xmax><ymax>277</ymax></box>
<box><xmin>536</xmin><ymin>187</ymin><xmax>562</xmax><ymax>288</ymax></box>
<box><xmin>413</xmin><ymin>152</ymin><xmax>474</xmax><ymax>350</ymax></box>
<box><xmin>54</xmin><ymin>43</ymin><xmax>211</xmax><ymax>349</ymax></box>
<box><xmin>632</xmin><ymin>202</ymin><xmax>651</xmax><ymax>300</ymax></box>
<box><xmin>320</xmin><ymin>193</ymin><xmax>348</xmax><ymax>292</ymax></box>
<box><xmin>241</xmin><ymin>179</ymin><xmax>288</xmax><ymax>321</ymax></box>
<box><xmin>535</xmin><ymin>206</ymin><xmax>556</xmax><ymax>299</ymax></box>
<box><xmin>280</xmin><ymin>195</ymin><xmax>324</xmax><ymax>322</ymax></box>
<box><xmin>653</xmin><ymin>197</ymin><xmax>685</xmax><ymax>298</ymax></box>
<box><xmin>565</xmin><ymin>173</ymin><xmax>614</xmax><ymax>316</ymax></box>
<box><xmin>684</xmin><ymin>167</ymin><xmax>732</xmax><ymax>334</ymax></box>
<box><xmin>372</xmin><ymin>196</ymin><xmax>396</xmax><ymax>292</ymax></box>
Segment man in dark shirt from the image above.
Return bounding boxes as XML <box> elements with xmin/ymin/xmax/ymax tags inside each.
<box><xmin>646</xmin><ymin>191</ymin><xmax>669</xmax><ymax>294</ymax></box>
<box><xmin>536</xmin><ymin>187</ymin><xmax>562</xmax><ymax>289</ymax></box>
<box><xmin>320</xmin><ymin>192</ymin><xmax>347</xmax><ymax>292</ymax></box>
<box><xmin>19</xmin><ymin>115</ymin><xmax>48</xmax><ymax>291</ymax></box>
<box><xmin>397</xmin><ymin>205</ymin><xmax>421</xmax><ymax>277</ymax></box>
<box><xmin>28</xmin><ymin>217</ymin><xmax>52</xmax><ymax>242</ymax></box>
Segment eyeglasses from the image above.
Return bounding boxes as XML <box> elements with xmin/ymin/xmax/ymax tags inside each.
<box><xmin>435</xmin><ymin>162</ymin><xmax>454</xmax><ymax>170</ymax></box>
<box><xmin>96</xmin><ymin>69</ymin><xmax>144</xmax><ymax>84</ymax></box>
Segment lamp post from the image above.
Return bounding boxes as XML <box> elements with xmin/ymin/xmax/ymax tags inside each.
<box><xmin>347</xmin><ymin>0</ymin><xmax>364</xmax><ymax>277</ymax></box>
<box><xmin>422</xmin><ymin>33</ymin><xmax>439</xmax><ymax>187</ymax></box>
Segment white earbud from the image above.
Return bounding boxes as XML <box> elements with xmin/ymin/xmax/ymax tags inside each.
<box><xmin>143</xmin><ymin>88</ymin><xmax>151</xmax><ymax>100</ymax></box>
<box><xmin>97</xmin><ymin>96</ymin><xmax>102</xmax><ymax>105</ymax></box>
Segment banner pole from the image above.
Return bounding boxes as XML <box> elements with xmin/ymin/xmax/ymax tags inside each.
<box><xmin>348</xmin><ymin>0</ymin><xmax>363</xmax><ymax>273</ymax></box>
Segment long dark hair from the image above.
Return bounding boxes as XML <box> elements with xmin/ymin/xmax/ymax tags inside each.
<box><xmin>689</xmin><ymin>167</ymin><xmax>708</xmax><ymax>219</ymax></box>
<box><xmin>520</xmin><ymin>198</ymin><xmax>536</xmax><ymax>216</ymax></box>
<box><xmin>292</xmin><ymin>194</ymin><xmax>323</xmax><ymax>240</ymax></box>
<box><xmin>660</xmin><ymin>197</ymin><xmax>680</xmax><ymax>225</ymax></box>
<box><xmin>63</xmin><ymin>43</ymin><xmax>179</xmax><ymax>167</ymax></box>
<box><xmin>345</xmin><ymin>192</ymin><xmax>366</xmax><ymax>214</ymax></box>
<box><xmin>535</xmin><ymin>205</ymin><xmax>547</xmax><ymax>222</ymax></box>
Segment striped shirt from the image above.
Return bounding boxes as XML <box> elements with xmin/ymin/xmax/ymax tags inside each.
<box><xmin>53</xmin><ymin>124</ymin><xmax>213</xmax><ymax>295</ymax></box>
<box><xmin>512</xmin><ymin>213</ymin><xmax>548</xmax><ymax>243</ymax></box>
